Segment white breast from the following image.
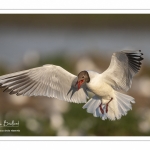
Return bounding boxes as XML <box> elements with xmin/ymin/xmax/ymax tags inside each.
<box><xmin>86</xmin><ymin>71</ymin><xmax>114</xmax><ymax>98</ymax></box>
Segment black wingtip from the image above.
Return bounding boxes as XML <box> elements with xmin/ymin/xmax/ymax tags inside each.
<box><xmin>3</xmin><ymin>87</ymin><xmax>9</xmax><ymax>92</ymax></box>
<box><xmin>126</xmin><ymin>50</ymin><xmax>144</xmax><ymax>73</ymax></box>
<box><xmin>140</xmin><ymin>57</ymin><xmax>144</xmax><ymax>60</ymax></box>
<box><xmin>9</xmin><ymin>90</ymin><xmax>14</xmax><ymax>95</ymax></box>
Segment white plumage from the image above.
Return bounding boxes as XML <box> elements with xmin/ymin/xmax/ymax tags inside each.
<box><xmin>0</xmin><ymin>50</ymin><xmax>143</xmax><ymax>120</ymax></box>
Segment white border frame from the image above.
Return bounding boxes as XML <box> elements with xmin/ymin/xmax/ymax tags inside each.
<box><xmin>0</xmin><ymin>10</ymin><xmax>150</xmax><ymax>14</ymax></box>
<box><xmin>0</xmin><ymin>0</ymin><xmax>150</xmax><ymax>143</ymax></box>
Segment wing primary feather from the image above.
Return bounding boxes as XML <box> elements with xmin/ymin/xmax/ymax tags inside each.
<box><xmin>0</xmin><ymin>74</ymin><xmax>28</xmax><ymax>84</ymax></box>
<box><xmin>127</xmin><ymin>55</ymin><xmax>143</xmax><ymax>61</ymax></box>
<box><xmin>10</xmin><ymin>79</ymin><xmax>35</xmax><ymax>95</ymax></box>
<box><xmin>3</xmin><ymin>87</ymin><xmax>10</xmax><ymax>92</ymax></box>
<box><xmin>129</xmin><ymin>62</ymin><xmax>140</xmax><ymax>72</ymax></box>
<box><xmin>1</xmin><ymin>69</ymin><xmax>40</xmax><ymax>92</ymax></box>
<box><xmin>129</xmin><ymin>59</ymin><xmax>141</xmax><ymax>67</ymax></box>
<box><xmin>25</xmin><ymin>72</ymin><xmax>44</xmax><ymax>96</ymax></box>
<box><xmin>2</xmin><ymin>78</ymin><xmax>32</xmax><ymax>94</ymax></box>
<box><xmin>29</xmin><ymin>81</ymin><xmax>41</xmax><ymax>96</ymax></box>
<box><xmin>25</xmin><ymin>72</ymin><xmax>44</xmax><ymax>95</ymax></box>
<box><xmin>19</xmin><ymin>72</ymin><xmax>42</xmax><ymax>96</ymax></box>
<box><xmin>129</xmin><ymin>62</ymin><xmax>140</xmax><ymax>70</ymax></box>
<box><xmin>126</xmin><ymin>53</ymin><xmax>141</xmax><ymax>55</ymax></box>
<box><xmin>22</xmin><ymin>81</ymin><xmax>37</xmax><ymax>95</ymax></box>
<box><xmin>1</xmin><ymin>76</ymin><xmax>31</xmax><ymax>87</ymax></box>
<box><xmin>13</xmin><ymin>73</ymin><xmax>40</xmax><ymax>94</ymax></box>
<box><xmin>1</xmin><ymin>72</ymin><xmax>28</xmax><ymax>80</ymax></box>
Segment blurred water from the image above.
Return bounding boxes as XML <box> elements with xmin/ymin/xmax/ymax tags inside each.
<box><xmin>0</xmin><ymin>26</ymin><xmax>149</xmax><ymax>66</ymax></box>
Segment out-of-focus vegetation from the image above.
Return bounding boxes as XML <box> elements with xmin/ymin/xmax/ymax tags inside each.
<box><xmin>0</xmin><ymin>14</ymin><xmax>150</xmax><ymax>136</ymax></box>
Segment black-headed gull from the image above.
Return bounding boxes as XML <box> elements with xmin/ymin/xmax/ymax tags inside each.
<box><xmin>0</xmin><ymin>50</ymin><xmax>143</xmax><ymax>120</ymax></box>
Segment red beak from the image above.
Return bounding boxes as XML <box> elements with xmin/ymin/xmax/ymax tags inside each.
<box><xmin>75</xmin><ymin>80</ymin><xmax>84</xmax><ymax>90</ymax></box>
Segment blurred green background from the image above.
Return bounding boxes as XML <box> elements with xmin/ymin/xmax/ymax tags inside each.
<box><xmin>0</xmin><ymin>14</ymin><xmax>150</xmax><ymax>136</ymax></box>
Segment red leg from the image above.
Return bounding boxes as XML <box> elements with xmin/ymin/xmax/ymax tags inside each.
<box><xmin>106</xmin><ymin>98</ymin><xmax>113</xmax><ymax>113</ymax></box>
<box><xmin>99</xmin><ymin>103</ymin><xmax>104</xmax><ymax>114</ymax></box>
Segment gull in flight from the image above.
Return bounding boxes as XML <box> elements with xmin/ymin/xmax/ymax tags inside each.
<box><xmin>0</xmin><ymin>50</ymin><xmax>143</xmax><ymax>120</ymax></box>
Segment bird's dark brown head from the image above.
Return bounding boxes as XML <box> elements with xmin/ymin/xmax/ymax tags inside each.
<box><xmin>75</xmin><ymin>71</ymin><xmax>90</xmax><ymax>90</ymax></box>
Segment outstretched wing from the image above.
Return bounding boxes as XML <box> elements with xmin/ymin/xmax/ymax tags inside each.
<box><xmin>0</xmin><ymin>64</ymin><xmax>88</xmax><ymax>103</ymax></box>
<box><xmin>102</xmin><ymin>50</ymin><xmax>143</xmax><ymax>92</ymax></box>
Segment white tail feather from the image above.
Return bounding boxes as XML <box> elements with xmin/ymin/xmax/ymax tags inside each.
<box><xmin>82</xmin><ymin>91</ymin><xmax>135</xmax><ymax>121</ymax></box>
